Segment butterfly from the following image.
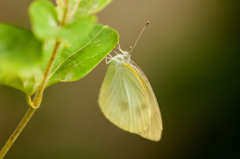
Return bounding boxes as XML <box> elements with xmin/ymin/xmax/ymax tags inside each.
<box><xmin>98</xmin><ymin>22</ymin><xmax>163</xmax><ymax>141</ymax></box>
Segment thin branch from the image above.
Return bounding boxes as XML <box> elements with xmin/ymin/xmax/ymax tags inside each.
<box><xmin>0</xmin><ymin>107</ymin><xmax>36</xmax><ymax>158</ymax></box>
<box><xmin>61</xmin><ymin>0</ymin><xmax>69</xmax><ymax>26</ymax></box>
<box><xmin>0</xmin><ymin>1</ymin><xmax>72</xmax><ymax>156</ymax></box>
<box><xmin>32</xmin><ymin>39</ymin><xmax>61</xmax><ymax>108</ymax></box>
<box><xmin>26</xmin><ymin>95</ymin><xmax>32</xmax><ymax>107</ymax></box>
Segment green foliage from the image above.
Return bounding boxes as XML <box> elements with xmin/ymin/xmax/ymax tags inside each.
<box><xmin>0</xmin><ymin>0</ymin><xmax>119</xmax><ymax>94</ymax></box>
<box><xmin>0</xmin><ymin>24</ymin><xmax>43</xmax><ymax>95</ymax></box>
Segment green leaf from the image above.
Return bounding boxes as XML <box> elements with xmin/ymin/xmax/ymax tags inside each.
<box><xmin>0</xmin><ymin>24</ymin><xmax>43</xmax><ymax>95</ymax></box>
<box><xmin>56</xmin><ymin>0</ymin><xmax>112</xmax><ymax>23</ymax></box>
<box><xmin>29</xmin><ymin>0</ymin><xmax>59</xmax><ymax>39</ymax></box>
<box><xmin>42</xmin><ymin>24</ymin><xmax>118</xmax><ymax>87</ymax></box>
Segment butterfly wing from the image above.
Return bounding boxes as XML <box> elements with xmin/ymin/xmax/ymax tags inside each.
<box><xmin>130</xmin><ymin>61</ymin><xmax>163</xmax><ymax>141</ymax></box>
<box><xmin>98</xmin><ymin>61</ymin><xmax>151</xmax><ymax>133</ymax></box>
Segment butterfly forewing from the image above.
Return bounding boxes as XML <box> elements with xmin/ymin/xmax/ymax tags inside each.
<box><xmin>99</xmin><ymin>61</ymin><xmax>151</xmax><ymax>133</ymax></box>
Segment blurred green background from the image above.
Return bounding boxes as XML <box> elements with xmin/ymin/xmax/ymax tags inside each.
<box><xmin>0</xmin><ymin>0</ymin><xmax>239</xmax><ymax>158</ymax></box>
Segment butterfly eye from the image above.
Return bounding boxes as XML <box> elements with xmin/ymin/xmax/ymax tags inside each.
<box><xmin>123</xmin><ymin>53</ymin><xmax>130</xmax><ymax>61</ymax></box>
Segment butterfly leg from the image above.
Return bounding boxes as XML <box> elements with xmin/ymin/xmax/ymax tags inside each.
<box><xmin>105</xmin><ymin>57</ymin><xmax>113</xmax><ymax>64</ymax></box>
<box><xmin>113</xmin><ymin>49</ymin><xmax>119</xmax><ymax>55</ymax></box>
<box><xmin>108</xmin><ymin>53</ymin><xmax>113</xmax><ymax>58</ymax></box>
<box><xmin>105</xmin><ymin>53</ymin><xmax>114</xmax><ymax>64</ymax></box>
<box><xmin>117</xmin><ymin>43</ymin><xmax>124</xmax><ymax>53</ymax></box>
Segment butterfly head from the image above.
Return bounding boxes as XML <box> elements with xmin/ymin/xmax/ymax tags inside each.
<box><xmin>122</xmin><ymin>51</ymin><xmax>131</xmax><ymax>62</ymax></box>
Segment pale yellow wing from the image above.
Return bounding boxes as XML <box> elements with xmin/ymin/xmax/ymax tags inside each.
<box><xmin>130</xmin><ymin>61</ymin><xmax>163</xmax><ymax>141</ymax></box>
<box><xmin>98</xmin><ymin>61</ymin><xmax>151</xmax><ymax>133</ymax></box>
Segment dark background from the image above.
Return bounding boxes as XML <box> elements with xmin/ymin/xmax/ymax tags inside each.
<box><xmin>0</xmin><ymin>0</ymin><xmax>239</xmax><ymax>158</ymax></box>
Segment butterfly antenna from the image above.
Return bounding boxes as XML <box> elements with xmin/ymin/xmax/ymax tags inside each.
<box><xmin>130</xmin><ymin>21</ymin><xmax>150</xmax><ymax>53</ymax></box>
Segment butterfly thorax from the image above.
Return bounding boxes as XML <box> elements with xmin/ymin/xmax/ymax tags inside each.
<box><xmin>113</xmin><ymin>52</ymin><xmax>131</xmax><ymax>65</ymax></box>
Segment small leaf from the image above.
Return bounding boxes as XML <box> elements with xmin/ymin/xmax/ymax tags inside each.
<box><xmin>75</xmin><ymin>0</ymin><xmax>112</xmax><ymax>16</ymax></box>
<box><xmin>42</xmin><ymin>24</ymin><xmax>118</xmax><ymax>87</ymax></box>
<box><xmin>29</xmin><ymin>0</ymin><xmax>59</xmax><ymax>39</ymax></box>
<box><xmin>0</xmin><ymin>24</ymin><xmax>43</xmax><ymax>95</ymax></box>
<box><xmin>56</xmin><ymin>0</ymin><xmax>112</xmax><ymax>23</ymax></box>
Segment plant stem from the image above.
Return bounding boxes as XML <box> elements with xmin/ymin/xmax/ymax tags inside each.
<box><xmin>0</xmin><ymin>40</ymin><xmax>61</xmax><ymax>158</ymax></box>
<box><xmin>32</xmin><ymin>40</ymin><xmax>61</xmax><ymax>108</ymax></box>
<box><xmin>0</xmin><ymin>107</ymin><xmax>35</xmax><ymax>159</ymax></box>
<box><xmin>61</xmin><ymin>0</ymin><xmax>69</xmax><ymax>26</ymax></box>
<box><xmin>26</xmin><ymin>95</ymin><xmax>32</xmax><ymax>107</ymax></box>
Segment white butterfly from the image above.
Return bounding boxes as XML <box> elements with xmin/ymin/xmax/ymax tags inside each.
<box><xmin>98</xmin><ymin>22</ymin><xmax>163</xmax><ymax>141</ymax></box>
